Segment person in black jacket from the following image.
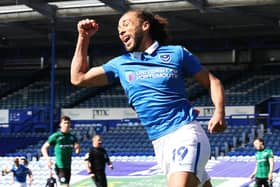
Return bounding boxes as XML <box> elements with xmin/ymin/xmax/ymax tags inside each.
<box><xmin>45</xmin><ymin>171</ymin><xmax>57</xmax><ymax>187</ymax></box>
<box><xmin>85</xmin><ymin>135</ymin><xmax>113</xmax><ymax>187</ymax></box>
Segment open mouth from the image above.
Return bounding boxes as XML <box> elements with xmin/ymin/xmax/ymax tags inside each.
<box><xmin>123</xmin><ymin>36</ymin><xmax>131</xmax><ymax>45</ymax></box>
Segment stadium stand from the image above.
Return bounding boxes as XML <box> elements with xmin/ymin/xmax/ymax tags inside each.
<box><xmin>0</xmin><ymin>67</ymin><xmax>279</xmax><ymax>154</ymax></box>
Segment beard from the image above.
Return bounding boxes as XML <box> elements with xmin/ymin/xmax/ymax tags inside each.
<box><xmin>125</xmin><ymin>28</ymin><xmax>144</xmax><ymax>52</ymax></box>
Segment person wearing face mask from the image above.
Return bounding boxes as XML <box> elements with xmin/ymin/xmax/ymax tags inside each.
<box><xmin>84</xmin><ymin>135</ymin><xmax>113</xmax><ymax>187</ymax></box>
<box><xmin>70</xmin><ymin>9</ymin><xmax>226</xmax><ymax>187</ymax></box>
<box><xmin>41</xmin><ymin>116</ymin><xmax>80</xmax><ymax>187</ymax></box>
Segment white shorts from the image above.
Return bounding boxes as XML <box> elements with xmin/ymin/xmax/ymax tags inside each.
<box><xmin>12</xmin><ymin>182</ymin><xmax>27</xmax><ymax>187</ymax></box>
<box><xmin>152</xmin><ymin>121</ymin><xmax>210</xmax><ymax>184</ymax></box>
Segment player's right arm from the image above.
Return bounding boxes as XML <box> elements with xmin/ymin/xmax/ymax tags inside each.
<box><xmin>2</xmin><ymin>167</ymin><xmax>11</xmax><ymax>175</ymax></box>
<box><xmin>41</xmin><ymin>141</ymin><xmax>53</xmax><ymax>169</ymax></box>
<box><xmin>84</xmin><ymin>160</ymin><xmax>92</xmax><ymax>174</ymax></box>
<box><xmin>71</xmin><ymin>19</ymin><xmax>109</xmax><ymax>87</ymax></box>
<box><xmin>84</xmin><ymin>153</ymin><xmax>95</xmax><ymax>177</ymax></box>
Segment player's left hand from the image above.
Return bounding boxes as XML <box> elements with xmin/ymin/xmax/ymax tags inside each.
<box><xmin>268</xmin><ymin>172</ymin><xmax>273</xmax><ymax>181</ymax></box>
<box><xmin>208</xmin><ymin>111</ymin><xmax>227</xmax><ymax>133</ymax></box>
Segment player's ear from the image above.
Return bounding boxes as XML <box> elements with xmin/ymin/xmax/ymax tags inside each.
<box><xmin>142</xmin><ymin>21</ymin><xmax>150</xmax><ymax>32</ymax></box>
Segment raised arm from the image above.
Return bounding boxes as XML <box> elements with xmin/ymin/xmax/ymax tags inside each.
<box><xmin>71</xmin><ymin>19</ymin><xmax>109</xmax><ymax>87</ymax></box>
<box><xmin>194</xmin><ymin>68</ymin><xmax>227</xmax><ymax>133</ymax></box>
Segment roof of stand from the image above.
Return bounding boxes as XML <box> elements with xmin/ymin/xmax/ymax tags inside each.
<box><xmin>0</xmin><ymin>0</ymin><xmax>280</xmax><ymax>53</ymax></box>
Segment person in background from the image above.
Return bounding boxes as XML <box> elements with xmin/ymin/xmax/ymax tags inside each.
<box><xmin>85</xmin><ymin>135</ymin><xmax>113</xmax><ymax>187</ymax></box>
<box><xmin>250</xmin><ymin>138</ymin><xmax>274</xmax><ymax>187</ymax></box>
<box><xmin>71</xmin><ymin>9</ymin><xmax>226</xmax><ymax>187</ymax></box>
<box><xmin>45</xmin><ymin>171</ymin><xmax>57</xmax><ymax>187</ymax></box>
<box><xmin>41</xmin><ymin>116</ymin><xmax>80</xmax><ymax>187</ymax></box>
<box><xmin>20</xmin><ymin>157</ymin><xmax>29</xmax><ymax>167</ymax></box>
<box><xmin>3</xmin><ymin>157</ymin><xmax>32</xmax><ymax>187</ymax></box>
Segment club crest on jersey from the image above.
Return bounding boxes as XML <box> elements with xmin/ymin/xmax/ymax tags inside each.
<box><xmin>159</xmin><ymin>54</ymin><xmax>171</xmax><ymax>63</ymax></box>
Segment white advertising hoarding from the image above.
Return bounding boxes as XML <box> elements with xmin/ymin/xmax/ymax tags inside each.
<box><xmin>0</xmin><ymin>109</ymin><xmax>9</xmax><ymax>127</ymax></box>
<box><xmin>62</xmin><ymin>106</ymin><xmax>254</xmax><ymax>120</ymax></box>
<box><xmin>196</xmin><ymin>106</ymin><xmax>255</xmax><ymax>117</ymax></box>
<box><xmin>61</xmin><ymin>108</ymin><xmax>137</xmax><ymax>120</ymax></box>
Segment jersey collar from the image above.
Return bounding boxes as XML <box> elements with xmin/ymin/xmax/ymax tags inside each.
<box><xmin>131</xmin><ymin>41</ymin><xmax>159</xmax><ymax>59</ymax></box>
<box><xmin>145</xmin><ymin>41</ymin><xmax>159</xmax><ymax>55</ymax></box>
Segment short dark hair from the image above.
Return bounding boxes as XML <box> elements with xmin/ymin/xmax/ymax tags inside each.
<box><xmin>255</xmin><ymin>137</ymin><xmax>264</xmax><ymax>144</ymax></box>
<box><xmin>14</xmin><ymin>157</ymin><xmax>20</xmax><ymax>166</ymax></box>
<box><xmin>60</xmin><ymin>115</ymin><xmax>71</xmax><ymax>122</ymax></box>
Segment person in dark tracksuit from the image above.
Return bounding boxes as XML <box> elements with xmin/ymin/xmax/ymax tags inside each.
<box><xmin>45</xmin><ymin>172</ymin><xmax>57</xmax><ymax>187</ymax></box>
<box><xmin>85</xmin><ymin>135</ymin><xmax>113</xmax><ymax>187</ymax></box>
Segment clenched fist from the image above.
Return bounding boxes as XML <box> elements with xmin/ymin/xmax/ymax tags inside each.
<box><xmin>77</xmin><ymin>19</ymin><xmax>99</xmax><ymax>38</ymax></box>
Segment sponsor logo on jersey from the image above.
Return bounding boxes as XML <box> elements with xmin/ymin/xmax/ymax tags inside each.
<box><xmin>59</xmin><ymin>144</ymin><xmax>74</xmax><ymax>148</ymax></box>
<box><xmin>125</xmin><ymin>68</ymin><xmax>178</xmax><ymax>83</ymax></box>
<box><xmin>125</xmin><ymin>71</ymin><xmax>136</xmax><ymax>83</ymax></box>
<box><xmin>135</xmin><ymin>68</ymin><xmax>178</xmax><ymax>80</ymax></box>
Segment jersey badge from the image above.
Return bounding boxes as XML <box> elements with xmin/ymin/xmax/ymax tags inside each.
<box><xmin>159</xmin><ymin>54</ymin><xmax>171</xmax><ymax>63</ymax></box>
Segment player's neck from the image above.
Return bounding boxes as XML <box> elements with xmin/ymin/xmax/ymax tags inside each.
<box><xmin>139</xmin><ymin>36</ymin><xmax>154</xmax><ymax>52</ymax></box>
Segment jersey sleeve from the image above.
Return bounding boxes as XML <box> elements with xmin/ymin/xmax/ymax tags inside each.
<box><xmin>102</xmin><ymin>57</ymin><xmax>120</xmax><ymax>84</ymax></box>
<box><xmin>268</xmin><ymin>149</ymin><xmax>274</xmax><ymax>158</ymax></box>
<box><xmin>180</xmin><ymin>47</ymin><xmax>202</xmax><ymax>75</ymax></box>
<box><xmin>10</xmin><ymin>166</ymin><xmax>15</xmax><ymax>173</ymax></box>
<box><xmin>47</xmin><ymin>133</ymin><xmax>57</xmax><ymax>146</ymax></box>
<box><xmin>26</xmin><ymin>167</ymin><xmax>32</xmax><ymax>175</ymax></box>
<box><xmin>84</xmin><ymin>147</ymin><xmax>94</xmax><ymax>161</ymax></box>
<box><xmin>84</xmin><ymin>152</ymin><xmax>90</xmax><ymax>161</ymax></box>
<box><xmin>72</xmin><ymin>134</ymin><xmax>79</xmax><ymax>144</ymax></box>
<box><xmin>104</xmin><ymin>150</ymin><xmax>110</xmax><ymax>163</ymax></box>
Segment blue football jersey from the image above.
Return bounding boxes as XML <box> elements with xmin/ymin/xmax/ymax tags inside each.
<box><xmin>102</xmin><ymin>43</ymin><xmax>202</xmax><ymax>140</ymax></box>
